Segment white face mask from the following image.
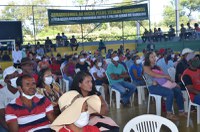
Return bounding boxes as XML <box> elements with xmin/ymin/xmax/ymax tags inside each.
<box><xmin>74</xmin><ymin>111</ymin><xmax>89</xmax><ymax>128</ymax></box>
<box><xmin>10</xmin><ymin>77</ymin><xmax>18</xmax><ymax>88</ymax></box>
<box><xmin>80</xmin><ymin>58</ymin><xmax>86</xmax><ymax>63</ymax></box>
<box><xmin>136</xmin><ymin>59</ymin><xmax>142</xmax><ymax>64</ymax></box>
<box><xmin>44</xmin><ymin>76</ymin><xmax>53</xmax><ymax>85</ymax></box>
<box><xmin>75</xmin><ymin>55</ymin><xmax>78</xmax><ymax>58</ymax></box>
<box><xmin>113</xmin><ymin>56</ymin><xmax>119</xmax><ymax>62</ymax></box>
<box><xmin>22</xmin><ymin>92</ymin><xmax>35</xmax><ymax>100</ymax></box>
<box><xmin>97</xmin><ymin>62</ymin><xmax>102</xmax><ymax>67</ymax></box>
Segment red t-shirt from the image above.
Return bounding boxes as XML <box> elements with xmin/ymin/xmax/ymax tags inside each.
<box><xmin>59</xmin><ymin>125</ymin><xmax>100</xmax><ymax>132</ymax></box>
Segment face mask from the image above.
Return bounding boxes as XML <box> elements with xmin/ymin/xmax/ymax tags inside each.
<box><xmin>22</xmin><ymin>92</ymin><xmax>35</xmax><ymax>100</ymax></box>
<box><xmin>136</xmin><ymin>59</ymin><xmax>142</xmax><ymax>64</ymax></box>
<box><xmin>191</xmin><ymin>59</ymin><xmax>200</xmax><ymax>68</ymax></box>
<box><xmin>97</xmin><ymin>62</ymin><xmax>102</xmax><ymax>67</ymax></box>
<box><xmin>74</xmin><ymin>111</ymin><xmax>89</xmax><ymax>128</ymax></box>
<box><xmin>10</xmin><ymin>77</ymin><xmax>18</xmax><ymax>88</ymax></box>
<box><xmin>44</xmin><ymin>76</ymin><xmax>53</xmax><ymax>85</ymax></box>
<box><xmin>113</xmin><ymin>56</ymin><xmax>119</xmax><ymax>62</ymax></box>
<box><xmin>75</xmin><ymin>55</ymin><xmax>78</xmax><ymax>58</ymax></box>
<box><xmin>80</xmin><ymin>58</ymin><xmax>86</xmax><ymax>63</ymax></box>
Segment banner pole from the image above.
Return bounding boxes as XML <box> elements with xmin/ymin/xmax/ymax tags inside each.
<box><xmin>122</xmin><ymin>21</ymin><xmax>124</xmax><ymax>49</ymax></box>
<box><xmin>80</xmin><ymin>6</ymin><xmax>84</xmax><ymax>50</ymax></box>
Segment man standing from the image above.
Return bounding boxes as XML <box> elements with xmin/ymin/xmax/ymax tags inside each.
<box><xmin>182</xmin><ymin>54</ymin><xmax>200</xmax><ymax>105</ymax></box>
<box><xmin>5</xmin><ymin>74</ymin><xmax>56</xmax><ymax>132</ymax></box>
<box><xmin>0</xmin><ymin>66</ymin><xmax>20</xmax><ymax>132</ymax></box>
<box><xmin>61</xmin><ymin>32</ymin><xmax>68</xmax><ymax>46</ymax></box>
<box><xmin>12</xmin><ymin>45</ymin><xmax>22</xmax><ymax>68</ymax></box>
<box><xmin>106</xmin><ymin>53</ymin><xmax>136</xmax><ymax>105</ymax></box>
<box><xmin>98</xmin><ymin>40</ymin><xmax>106</xmax><ymax>53</ymax></box>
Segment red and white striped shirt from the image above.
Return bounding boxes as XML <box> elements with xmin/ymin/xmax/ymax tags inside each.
<box><xmin>5</xmin><ymin>94</ymin><xmax>53</xmax><ymax>132</ymax></box>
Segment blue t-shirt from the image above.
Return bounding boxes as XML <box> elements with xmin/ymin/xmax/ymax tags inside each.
<box><xmin>129</xmin><ymin>64</ymin><xmax>143</xmax><ymax>81</ymax></box>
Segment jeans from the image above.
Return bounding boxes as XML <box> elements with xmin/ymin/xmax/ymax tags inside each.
<box><xmin>194</xmin><ymin>94</ymin><xmax>200</xmax><ymax>105</ymax></box>
<box><xmin>148</xmin><ymin>85</ymin><xmax>184</xmax><ymax>112</ymax></box>
<box><xmin>111</xmin><ymin>81</ymin><xmax>136</xmax><ymax>104</ymax></box>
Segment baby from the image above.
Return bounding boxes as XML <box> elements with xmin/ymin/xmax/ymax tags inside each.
<box><xmin>152</xmin><ymin>66</ymin><xmax>179</xmax><ymax>89</ymax></box>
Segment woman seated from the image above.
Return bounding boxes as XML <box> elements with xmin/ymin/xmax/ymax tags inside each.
<box><xmin>89</xmin><ymin>59</ymin><xmax>109</xmax><ymax>102</ymax></box>
<box><xmin>129</xmin><ymin>55</ymin><xmax>145</xmax><ymax>86</ymax></box>
<box><xmin>63</xmin><ymin>57</ymin><xmax>77</xmax><ymax>88</ymax></box>
<box><xmin>71</xmin><ymin>71</ymin><xmax>119</xmax><ymax>132</ymax></box>
<box><xmin>51</xmin><ymin>90</ymin><xmax>101</xmax><ymax>132</ymax></box>
<box><xmin>37</xmin><ymin>68</ymin><xmax>63</xmax><ymax>116</ymax></box>
<box><xmin>143</xmin><ymin>52</ymin><xmax>186</xmax><ymax>120</ymax></box>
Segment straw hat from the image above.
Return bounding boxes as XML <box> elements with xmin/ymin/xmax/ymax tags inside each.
<box><xmin>51</xmin><ymin>90</ymin><xmax>101</xmax><ymax>131</ymax></box>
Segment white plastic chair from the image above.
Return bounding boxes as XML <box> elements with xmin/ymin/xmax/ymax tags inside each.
<box><xmin>143</xmin><ymin>75</ymin><xmax>174</xmax><ymax>116</ymax></box>
<box><xmin>123</xmin><ymin>114</ymin><xmax>179</xmax><ymax>132</ymax></box>
<box><xmin>128</xmin><ymin>68</ymin><xmax>146</xmax><ymax>105</ymax></box>
<box><xmin>168</xmin><ymin>67</ymin><xmax>189</xmax><ymax>112</ymax></box>
<box><xmin>105</xmin><ymin>71</ymin><xmax>134</xmax><ymax>108</ymax></box>
<box><xmin>105</xmin><ymin>72</ymin><xmax>121</xmax><ymax>109</ymax></box>
<box><xmin>62</xmin><ymin>78</ymin><xmax>69</xmax><ymax>93</ymax></box>
<box><xmin>95</xmin><ymin>85</ymin><xmax>105</xmax><ymax>100</ymax></box>
<box><xmin>181</xmin><ymin>78</ymin><xmax>200</xmax><ymax>127</ymax></box>
<box><xmin>167</xmin><ymin>67</ymin><xmax>176</xmax><ymax>81</ymax></box>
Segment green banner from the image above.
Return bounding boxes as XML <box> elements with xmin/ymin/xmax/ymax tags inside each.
<box><xmin>48</xmin><ymin>4</ymin><xmax>148</xmax><ymax>25</ymax></box>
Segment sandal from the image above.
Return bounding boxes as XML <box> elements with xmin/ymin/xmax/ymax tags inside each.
<box><xmin>166</xmin><ymin>113</ymin><xmax>179</xmax><ymax>121</ymax></box>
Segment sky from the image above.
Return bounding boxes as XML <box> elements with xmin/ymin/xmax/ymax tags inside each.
<box><xmin>0</xmin><ymin>0</ymin><xmax>170</xmax><ymax>23</ymax></box>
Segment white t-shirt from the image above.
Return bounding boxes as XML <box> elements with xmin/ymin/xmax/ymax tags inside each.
<box><xmin>90</xmin><ymin>66</ymin><xmax>105</xmax><ymax>81</ymax></box>
<box><xmin>0</xmin><ymin>86</ymin><xmax>20</xmax><ymax>109</ymax></box>
<box><xmin>12</xmin><ymin>50</ymin><xmax>22</xmax><ymax>64</ymax></box>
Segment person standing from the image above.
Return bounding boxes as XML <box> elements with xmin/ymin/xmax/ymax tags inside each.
<box><xmin>98</xmin><ymin>40</ymin><xmax>106</xmax><ymax>53</ymax></box>
<box><xmin>12</xmin><ymin>45</ymin><xmax>22</xmax><ymax>68</ymax></box>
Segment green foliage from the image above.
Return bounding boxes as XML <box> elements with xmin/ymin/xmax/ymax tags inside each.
<box><xmin>180</xmin><ymin>0</ymin><xmax>200</xmax><ymax>17</ymax></box>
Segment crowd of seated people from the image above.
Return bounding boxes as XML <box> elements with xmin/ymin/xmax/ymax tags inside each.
<box><xmin>0</xmin><ymin>41</ymin><xmax>200</xmax><ymax>131</ymax></box>
<box><xmin>141</xmin><ymin>22</ymin><xmax>200</xmax><ymax>43</ymax></box>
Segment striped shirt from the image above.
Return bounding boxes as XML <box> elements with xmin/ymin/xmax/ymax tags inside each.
<box><xmin>5</xmin><ymin>94</ymin><xmax>53</xmax><ymax>132</ymax></box>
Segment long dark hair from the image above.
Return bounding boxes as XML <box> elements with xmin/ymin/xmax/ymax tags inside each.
<box><xmin>70</xmin><ymin>71</ymin><xmax>98</xmax><ymax>96</ymax></box>
<box><xmin>37</xmin><ymin>68</ymin><xmax>51</xmax><ymax>88</ymax></box>
<box><xmin>144</xmin><ymin>51</ymin><xmax>153</xmax><ymax>66</ymax></box>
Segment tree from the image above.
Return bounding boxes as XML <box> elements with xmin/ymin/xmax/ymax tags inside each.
<box><xmin>163</xmin><ymin>0</ymin><xmax>189</xmax><ymax>27</ymax></box>
<box><xmin>0</xmin><ymin>0</ymin><xmax>50</xmax><ymax>38</ymax></box>
<box><xmin>180</xmin><ymin>0</ymin><xmax>200</xmax><ymax>19</ymax></box>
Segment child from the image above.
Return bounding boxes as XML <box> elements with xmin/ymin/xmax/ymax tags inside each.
<box><xmin>151</xmin><ymin>66</ymin><xmax>179</xmax><ymax>89</ymax></box>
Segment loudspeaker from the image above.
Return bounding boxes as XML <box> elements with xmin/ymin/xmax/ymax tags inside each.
<box><xmin>0</xmin><ymin>21</ymin><xmax>23</xmax><ymax>45</ymax></box>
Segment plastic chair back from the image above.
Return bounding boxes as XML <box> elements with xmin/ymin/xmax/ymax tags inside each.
<box><xmin>168</xmin><ymin>67</ymin><xmax>176</xmax><ymax>81</ymax></box>
<box><xmin>123</xmin><ymin>114</ymin><xmax>179</xmax><ymax>132</ymax></box>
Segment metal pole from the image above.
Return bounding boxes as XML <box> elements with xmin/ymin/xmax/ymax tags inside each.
<box><xmin>148</xmin><ymin>0</ymin><xmax>151</xmax><ymax>30</ymax></box>
<box><xmin>32</xmin><ymin>5</ymin><xmax>36</xmax><ymax>45</ymax></box>
<box><xmin>80</xmin><ymin>6</ymin><xmax>84</xmax><ymax>50</ymax></box>
<box><xmin>122</xmin><ymin>21</ymin><xmax>124</xmax><ymax>48</ymax></box>
<box><xmin>175</xmin><ymin>0</ymin><xmax>179</xmax><ymax>36</ymax></box>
